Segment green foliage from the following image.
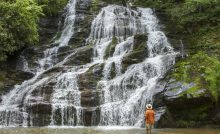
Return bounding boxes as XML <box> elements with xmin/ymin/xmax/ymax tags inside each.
<box><xmin>0</xmin><ymin>0</ymin><xmax>68</xmax><ymax>61</ymax></box>
<box><xmin>191</xmin><ymin>28</ymin><xmax>220</xmax><ymax>50</ymax></box>
<box><xmin>91</xmin><ymin>0</ymin><xmax>100</xmax><ymax>12</ymax></box>
<box><xmin>167</xmin><ymin>0</ymin><xmax>219</xmax><ymax>30</ymax></box>
<box><xmin>133</xmin><ymin>0</ymin><xmax>220</xmax><ymax>102</ymax></box>
<box><xmin>134</xmin><ymin>0</ymin><xmax>220</xmax><ymax>32</ymax></box>
<box><xmin>37</xmin><ymin>0</ymin><xmax>68</xmax><ymax>16</ymax></box>
<box><xmin>173</xmin><ymin>52</ymin><xmax>220</xmax><ymax>101</ymax></box>
<box><xmin>0</xmin><ymin>0</ymin><xmax>42</xmax><ymax>61</ymax></box>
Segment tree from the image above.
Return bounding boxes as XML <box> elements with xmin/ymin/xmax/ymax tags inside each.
<box><xmin>0</xmin><ymin>0</ymin><xmax>42</xmax><ymax>61</ymax></box>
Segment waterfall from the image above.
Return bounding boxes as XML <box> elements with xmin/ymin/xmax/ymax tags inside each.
<box><xmin>90</xmin><ymin>6</ymin><xmax>175</xmax><ymax>126</ymax></box>
<box><xmin>38</xmin><ymin>0</ymin><xmax>77</xmax><ymax>71</ymax></box>
<box><xmin>0</xmin><ymin>0</ymin><xmax>78</xmax><ymax>126</ymax></box>
<box><xmin>0</xmin><ymin>2</ymin><xmax>176</xmax><ymax>127</ymax></box>
<box><xmin>50</xmin><ymin>65</ymin><xmax>89</xmax><ymax>126</ymax></box>
<box><xmin>180</xmin><ymin>40</ymin><xmax>185</xmax><ymax>58</ymax></box>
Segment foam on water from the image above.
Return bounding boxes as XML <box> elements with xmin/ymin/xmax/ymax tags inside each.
<box><xmin>0</xmin><ymin>0</ymin><xmax>78</xmax><ymax>126</ymax></box>
<box><xmin>0</xmin><ymin>2</ymin><xmax>176</xmax><ymax>127</ymax></box>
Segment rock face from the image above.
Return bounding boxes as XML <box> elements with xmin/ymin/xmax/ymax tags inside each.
<box><xmin>0</xmin><ymin>0</ymin><xmax>177</xmax><ymax>127</ymax></box>
<box><xmin>0</xmin><ymin>54</ymin><xmax>34</xmax><ymax>98</ymax></box>
<box><xmin>1</xmin><ymin>0</ymin><xmax>218</xmax><ymax>129</ymax></box>
<box><xmin>121</xmin><ymin>34</ymin><xmax>148</xmax><ymax>72</ymax></box>
<box><xmin>152</xmin><ymin>9</ymin><xmax>220</xmax><ymax>127</ymax></box>
<box><xmin>154</xmin><ymin>76</ymin><xmax>220</xmax><ymax>128</ymax></box>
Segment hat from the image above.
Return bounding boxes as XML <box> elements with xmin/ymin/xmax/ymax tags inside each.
<box><xmin>146</xmin><ymin>104</ymin><xmax>152</xmax><ymax>109</ymax></box>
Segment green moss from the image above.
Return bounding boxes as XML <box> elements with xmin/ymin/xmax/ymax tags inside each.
<box><xmin>172</xmin><ymin>52</ymin><xmax>220</xmax><ymax>102</ymax></box>
<box><xmin>104</xmin><ymin>36</ymin><xmax>118</xmax><ymax>59</ymax></box>
<box><xmin>110</xmin><ymin>62</ymin><xmax>116</xmax><ymax>79</ymax></box>
<box><xmin>175</xmin><ymin>120</ymin><xmax>196</xmax><ymax>128</ymax></box>
<box><xmin>186</xmin><ymin>86</ymin><xmax>200</xmax><ymax>94</ymax></box>
<box><xmin>79</xmin><ymin>63</ymin><xmax>104</xmax><ymax>91</ymax></box>
<box><xmin>121</xmin><ymin>34</ymin><xmax>148</xmax><ymax>72</ymax></box>
<box><xmin>0</xmin><ymin>72</ymin><xmax>6</xmax><ymax>81</ymax></box>
<box><xmin>0</xmin><ymin>72</ymin><xmax>6</xmax><ymax>91</ymax></box>
<box><xmin>63</xmin><ymin>45</ymin><xmax>93</xmax><ymax>66</ymax></box>
<box><xmin>90</xmin><ymin>0</ymin><xmax>101</xmax><ymax>13</ymax></box>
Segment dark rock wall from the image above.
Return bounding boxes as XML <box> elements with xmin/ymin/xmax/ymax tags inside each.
<box><xmin>153</xmin><ymin>9</ymin><xmax>220</xmax><ymax>128</ymax></box>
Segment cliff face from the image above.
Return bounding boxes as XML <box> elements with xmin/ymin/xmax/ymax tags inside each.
<box><xmin>153</xmin><ymin>9</ymin><xmax>220</xmax><ymax>128</ymax></box>
<box><xmin>0</xmin><ymin>0</ymin><xmax>219</xmax><ymax>128</ymax></box>
<box><xmin>0</xmin><ymin>5</ymin><xmax>61</xmax><ymax>97</ymax></box>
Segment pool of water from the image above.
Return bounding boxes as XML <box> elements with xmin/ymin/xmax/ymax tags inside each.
<box><xmin>0</xmin><ymin>127</ymin><xmax>219</xmax><ymax>134</ymax></box>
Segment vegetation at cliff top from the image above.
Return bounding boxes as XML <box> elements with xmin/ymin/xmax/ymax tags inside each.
<box><xmin>133</xmin><ymin>0</ymin><xmax>220</xmax><ymax>47</ymax></box>
<box><xmin>0</xmin><ymin>0</ymin><xmax>68</xmax><ymax>62</ymax></box>
<box><xmin>37</xmin><ymin>0</ymin><xmax>68</xmax><ymax>16</ymax></box>
<box><xmin>0</xmin><ymin>0</ymin><xmax>42</xmax><ymax>61</ymax></box>
<box><xmin>134</xmin><ymin>0</ymin><xmax>220</xmax><ymax>31</ymax></box>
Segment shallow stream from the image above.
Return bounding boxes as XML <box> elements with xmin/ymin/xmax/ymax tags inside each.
<box><xmin>0</xmin><ymin>127</ymin><xmax>219</xmax><ymax>134</ymax></box>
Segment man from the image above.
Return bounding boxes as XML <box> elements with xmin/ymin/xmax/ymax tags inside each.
<box><xmin>145</xmin><ymin>104</ymin><xmax>155</xmax><ymax>134</ymax></box>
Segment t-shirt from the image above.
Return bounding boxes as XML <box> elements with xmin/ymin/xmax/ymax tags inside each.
<box><xmin>145</xmin><ymin>109</ymin><xmax>155</xmax><ymax>124</ymax></box>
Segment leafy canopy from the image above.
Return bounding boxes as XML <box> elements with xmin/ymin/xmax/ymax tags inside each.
<box><xmin>0</xmin><ymin>0</ymin><xmax>42</xmax><ymax>61</ymax></box>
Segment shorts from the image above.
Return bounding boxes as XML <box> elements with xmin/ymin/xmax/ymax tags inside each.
<box><xmin>146</xmin><ymin>124</ymin><xmax>154</xmax><ymax>130</ymax></box>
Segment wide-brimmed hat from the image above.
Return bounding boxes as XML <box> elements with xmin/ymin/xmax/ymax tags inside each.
<box><xmin>146</xmin><ymin>104</ymin><xmax>152</xmax><ymax>109</ymax></box>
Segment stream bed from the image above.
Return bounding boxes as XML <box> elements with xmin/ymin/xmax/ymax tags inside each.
<box><xmin>0</xmin><ymin>127</ymin><xmax>219</xmax><ymax>134</ymax></box>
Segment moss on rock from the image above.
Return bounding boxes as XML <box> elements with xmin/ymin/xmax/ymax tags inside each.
<box><xmin>121</xmin><ymin>34</ymin><xmax>148</xmax><ymax>72</ymax></box>
<box><xmin>63</xmin><ymin>45</ymin><xmax>93</xmax><ymax>66</ymax></box>
<box><xmin>104</xmin><ymin>36</ymin><xmax>118</xmax><ymax>59</ymax></box>
<box><xmin>171</xmin><ymin>52</ymin><xmax>220</xmax><ymax>102</ymax></box>
<box><xmin>156</xmin><ymin>52</ymin><xmax>220</xmax><ymax>128</ymax></box>
<box><xmin>78</xmin><ymin>63</ymin><xmax>104</xmax><ymax>91</ymax></box>
<box><xmin>79</xmin><ymin>63</ymin><xmax>104</xmax><ymax>107</ymax></box>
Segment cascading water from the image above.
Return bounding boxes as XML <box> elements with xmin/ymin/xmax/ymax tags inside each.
<box><xmin>90</xmin><ymin>6</ymin><xmax>175</xmax><ymax>126</ymax></box>
<box><xmin>0</xmin><ymin>1</ymin><xmax>176</xmax><ymax>127</ymax></box>
<box><xmin>38</xmin><ymin>0</ymin><xmax>77</xmax><ymax>71</ymax></box>
<box><xmin>0</xmin><ymin>0</ymin><xmax>78</xmax><ymax>126</ymax></box>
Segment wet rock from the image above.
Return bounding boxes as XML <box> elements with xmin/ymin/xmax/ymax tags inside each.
<box><xmin>79</xmin><ymin>63</ymin><xmax>104</xmax><ymax>109</ymax></box>
<box><xmin>122</xmin><ymin>34</ymin><xmax>148</xmax><ymax>72</ymax></box>
<box><xmin>81</xmin><ymin>90</ymin><xmax>101</xmax><ymax>107</ymax></box>
<box><xmin>63</xmin><ymin>46</ymin><xmax>93</xmax><ymax>66</ymax></box>
<box><xmin>155</xmin><ymin>71</ymin><xmax>220</xmax><ymax>128</ymax></box>
<box><xmin>78</xmin><ymin>63</ymin><xmax>104</xmax><ymax>91</ymax></box>
<box><xmin>39</xmin><ymin>16</ymin><xmax>60</xmax><ymax>44</ymax></box>
<box><xmin>104</xmin><ymin>37</ymin><xmax>118</xmax><ymax>59</ymax></box>
<box><xmin>0</xmin><ymin>70</ymin><xmax>34</xmax><ymax>96</ymax></box>
<box><xmin>41</xmin><ymin>66</ymin><xmax>64</xmax><ymax>78</ymax></box>
<box><xmin>83</xmin><ymin>107</ymin><xmax>100</xmax><ymax>126</ymax></box>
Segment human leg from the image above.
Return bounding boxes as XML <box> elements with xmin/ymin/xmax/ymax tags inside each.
<box><xmin>149</xmin><ymin>124</ymin><xmax>154</xmax><ymax>134</ymax></box>
<box><xmin>146</xmin><ymin>124</ymin><xmax>150</xmax><ymax>134</ymax></box>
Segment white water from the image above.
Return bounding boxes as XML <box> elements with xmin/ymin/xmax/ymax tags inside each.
<box><xmin>38</xmin><ymin>0</ymin><xmax>77</xmax><ymax>71</ymax></box>
<box><xmin>50</xmin><ymin>65</ymin><xmax>89</xmax><ymax>126</ymax></box>
<box><xmin>0</xmin><ymin>2</ymin><xmax>176</xmax><ymax>127</ymax></box>
<box><xmin>0</xmin><ymin>0</ymin><xmax>78</xmax><ymax>126</ymax></box>
<box><xmin>92</xmin><ymin>6</ymin><xmax>175</xmax><ymax>126</ymax></box>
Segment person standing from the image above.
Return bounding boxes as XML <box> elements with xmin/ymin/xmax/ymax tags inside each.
<box><xmin>145</xmin><ymin>104</ymin><xmax>155</xmax><ymax>134</ymax></box>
